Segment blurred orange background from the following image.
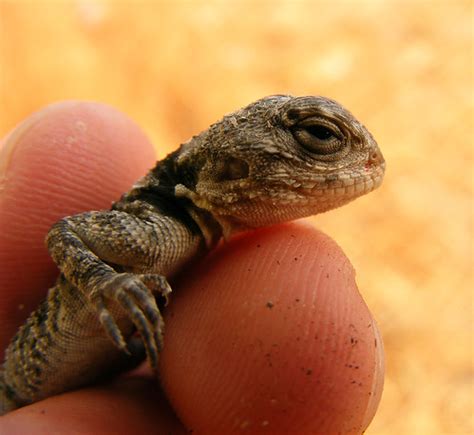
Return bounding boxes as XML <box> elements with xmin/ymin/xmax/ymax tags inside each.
<box><xmin>0</xmin><ymin>1</ymin><xmax>472</xmax><ymax>434</ymax></box>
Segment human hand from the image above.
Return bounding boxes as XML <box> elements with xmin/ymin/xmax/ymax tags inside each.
<box><xmin>0</xmin><ymin>102</ymin><xmax>384</xmax><ymax>434</ymax></box>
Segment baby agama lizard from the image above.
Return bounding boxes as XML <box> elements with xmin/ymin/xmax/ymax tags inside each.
<box><xmin>0</xmin><ymin>95</ymin><xmax>385</xmax><ymax>414</ymax></box>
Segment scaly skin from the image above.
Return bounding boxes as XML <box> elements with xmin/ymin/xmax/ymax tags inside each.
<box><xmin>0</xmin><ymin>95</ymin><xmax>385</xmax><ymax>414</ymax></box>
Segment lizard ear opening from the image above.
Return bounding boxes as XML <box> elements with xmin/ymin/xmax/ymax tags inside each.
<box><xmin>214</xmin><ymin>157</ymin><xmax>250</xmax><ymax>181</ymax></box>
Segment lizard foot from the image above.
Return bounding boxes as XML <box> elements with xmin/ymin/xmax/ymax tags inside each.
<box><xmin>89</xmin><ymin>273</ymin><xmax>170</xmax><ymax>369</ymax></box>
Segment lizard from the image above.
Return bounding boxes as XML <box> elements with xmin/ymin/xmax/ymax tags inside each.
<box><xmin>0</xmin><ymin>95</ymin><xmax>385</xmax><ymax>415</ymax></box>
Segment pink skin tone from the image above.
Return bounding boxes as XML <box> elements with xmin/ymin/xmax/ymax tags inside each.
<box><xmin>0</xmin><ymin>102</ymin><xmax>384</xmax><ymax>434</ymax></box>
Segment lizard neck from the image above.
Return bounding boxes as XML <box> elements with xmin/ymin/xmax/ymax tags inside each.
<box><xmin>115</xmin><ymin>149</ymin><xmax>224</xmax><ymax>249</ymax></box>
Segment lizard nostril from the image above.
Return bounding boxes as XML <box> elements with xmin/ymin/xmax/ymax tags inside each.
<box><xmin>368</xmin><ymin>149</ymin><xmax>384</xmax><ymax>166</ymax></box>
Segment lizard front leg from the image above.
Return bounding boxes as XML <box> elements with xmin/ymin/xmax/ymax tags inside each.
<box><xmin>46</xmin><ymin>211</ymin><xmax>174</xmax><ymax>366</ymax></box>
<box><xmin>1</xmin><ymin>209</ymin><xmax>202</xmax><ymax>412</ymax></box>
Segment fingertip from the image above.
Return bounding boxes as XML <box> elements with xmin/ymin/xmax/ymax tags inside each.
<box><xmin>160</xmin><ymin>222</ymin><xmax>384</xmax><ymax>433</ymax></box>
<box><xmin>1</xmin><ymin>100</ymin><xmax>156</xmax><ymax>211</ymax></box>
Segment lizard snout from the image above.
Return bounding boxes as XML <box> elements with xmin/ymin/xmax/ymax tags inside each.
<box><xmin>367</xmin><ymin>148</ymin><xmax>385</xmax><ymax>168</ymax></box>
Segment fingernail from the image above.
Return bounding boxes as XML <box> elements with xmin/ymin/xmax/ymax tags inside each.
<box><xmin>362</xmin><ymin>317</ymin><xmax>385</xmax><ymax>429</ymax></box>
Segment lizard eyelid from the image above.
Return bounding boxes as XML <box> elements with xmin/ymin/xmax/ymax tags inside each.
<box><xmin>291</xmin><ymin>118</ymin><xmax>344</xmax><ymax>155</ymax></box>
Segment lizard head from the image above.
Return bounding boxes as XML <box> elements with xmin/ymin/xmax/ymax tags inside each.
<box><xmin>175</xmin><ymin>95</ymin><xmax>385</xmax><ymax>237</ymax></box>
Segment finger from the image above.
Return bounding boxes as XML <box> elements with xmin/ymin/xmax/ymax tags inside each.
<box><xmin>159</xmin><ymin>222</ymin><xmax>385</xmax><ymax>434</ymax></box>
<box><xmin>0</xmin><ymin>101</ymin><xmax>156</xmax><ymax>356</ymax></box>
<box><xmin>0</xmin><ymin>376</ymin><xmax>186</xmax><ymax>434</ymax></box>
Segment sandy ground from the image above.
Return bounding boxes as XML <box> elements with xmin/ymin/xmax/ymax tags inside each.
<box><xmin>1</xmin><ymin>1</ymin><xmax>472</xmax><ymax>433</ymax></box>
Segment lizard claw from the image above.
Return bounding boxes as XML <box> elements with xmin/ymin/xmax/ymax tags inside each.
<box><xmin>139</xmin><ymin>274</ymin><xmax>173</xmax><ymax>306</ymax></box>
<box><xmin>89</xmin><ymin>273</ymin><xmax>169</xmax><ymax>369</ymax></box>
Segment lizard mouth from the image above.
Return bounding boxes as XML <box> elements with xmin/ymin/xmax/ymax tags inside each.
<box><xmin>228</xmin><ymin>161</ymin><xmax>385</xmax><ymax>211</ymax></box>
<box><xmin>297</xmin><ymin>162</ymin><xmax>385</xmax><ymax>195</ymax></box>
<box><xmin>219</xmin><ymin>161</ymin><xmax>385</xmax><ymax>228</ymax></box>
<box><xmin>279</xmin><ymin>162</ymin><xmax>385</xmax><ymax>211</ymax></box>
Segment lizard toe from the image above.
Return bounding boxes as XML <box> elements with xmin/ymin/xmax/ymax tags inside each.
<box><xmin>115</xmin><ymin>289</ymin><xmax>159</xmax><ymax>369</ymax></box>
<box><xmin>120</xmin><ymin>277</ymin><xmax>161</xmax><ymax>327</ymax></box>
<box><xmin>91</xmin><ymin>293</ymin><xmax>129</xmax><ymax>353</ymax></box>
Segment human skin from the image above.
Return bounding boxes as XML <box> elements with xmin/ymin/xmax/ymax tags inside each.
<box><xmin>0</xmin><ymin>102</ymin><xmax>384</xmax><ymax>434</ymax></box>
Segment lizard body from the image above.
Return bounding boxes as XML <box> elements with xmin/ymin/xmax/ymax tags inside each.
<box><xmin>0</xmin><ymin>95</ymin><xmax>385</xmax><ymax>414</ymax></box>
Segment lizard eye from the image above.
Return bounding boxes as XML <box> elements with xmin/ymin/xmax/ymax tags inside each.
<box><xmin>291</xmin><ymin>118</ymin><xmax>343</xmax><ymax>155</ymax></box>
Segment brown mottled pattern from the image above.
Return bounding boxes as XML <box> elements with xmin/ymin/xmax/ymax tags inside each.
<box><xmin>0</xmin><ymin>95</ymin><xmax>384</xmax><ymax>414</ymax></box>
